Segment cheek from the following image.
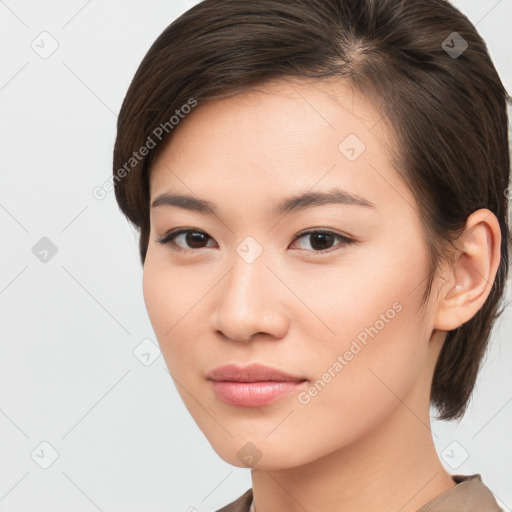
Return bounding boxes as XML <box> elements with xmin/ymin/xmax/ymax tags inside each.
<box><xmin>142</xmin><ymin>258</ymin><xmax>181</xmax><ymax>356</ymax></box>
<box><xmin>142</xmin><ymin>257</ymin><xmax>204</xmax><ymax>375</ymax></box>
<box><xmin>280</xmin><ymin>304</ymin><xmax>428</xmax><ymax>466</ymax></box>
<box><xmin>142</xmin><ymin>260</ymin><xmax>168</xmax><ymax>334</ymax></box>
<box><xmin>142</xmin><ymin>248</ymin><xmax>191</xmax><ymax>335</ymax></box>
<box><xmin>299</xmin><ymin>248</ymin><xmax>431</xmax><ymax>425</ymax></box>
<box><xmin>320</xmin><ymin>307</ymin><xmax>426</xmax><ymax>408</ymax></box>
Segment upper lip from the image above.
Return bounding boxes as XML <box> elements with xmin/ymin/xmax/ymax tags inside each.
<box><xmin>207</xmin><ymin>363</ymin><xmax>307</xmax><ymax>382</ymax></box>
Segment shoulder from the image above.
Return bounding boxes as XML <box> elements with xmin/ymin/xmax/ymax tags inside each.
<box><xmin>214</xmin><ymin>488</ymin><xmax>253</xmax><ymax>512</ymax></box>
<box><xmin>417</xmin><ymin>473</ymin><xmax>503</xmax><ymax>512</ymax></box>
<box><xmin>212</xmin><ymin>476</ymin><xmax>503</xmax><ymax>512</ymax></box>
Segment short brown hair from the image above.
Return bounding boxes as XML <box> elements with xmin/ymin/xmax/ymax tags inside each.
<box><xmin>113</xmin><ymin>0</ymin><xmax>511</xmax><ymax>421</ymax></box>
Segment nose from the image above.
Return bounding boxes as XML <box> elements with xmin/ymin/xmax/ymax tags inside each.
<box><xmin>210</xmin><ymin>255</ymin><xmax>290</xmax><ymax>342</ymax></box>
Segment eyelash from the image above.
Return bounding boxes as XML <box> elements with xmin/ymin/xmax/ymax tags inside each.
<box><xmin>155</xmin><ymin>228</ymin><xmax>356</xmax><ymax>255</ymax></box>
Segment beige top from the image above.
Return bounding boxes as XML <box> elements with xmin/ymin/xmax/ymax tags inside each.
<box><xmin>215</xmin><ymin>474</ymin><xmax>503</xmax><ymax>512</ymax></box>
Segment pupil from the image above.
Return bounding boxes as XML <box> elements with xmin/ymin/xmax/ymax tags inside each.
<box><xmin>187</xmin><ymin>232</ymin><xmax>206</xmax><ymax>248</ymax></box>
<box><xmin>310</xmin><ymin>233</ymin><xmax>333</xmax><ymax>251</ymax></box>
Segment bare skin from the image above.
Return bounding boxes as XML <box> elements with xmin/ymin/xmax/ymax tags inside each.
<box><xmin>143</xmin><ymin>78</ymin><xmax>501</xmax><ymax>511</ymax></box>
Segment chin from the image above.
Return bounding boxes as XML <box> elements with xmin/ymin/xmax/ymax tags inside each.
<box><xmin>208</xmin><ymin>435</ymin><xmax>313</xmax><ymax>471</ymax></box>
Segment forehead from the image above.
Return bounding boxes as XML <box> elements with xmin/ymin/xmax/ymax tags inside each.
<box><xmin>152</xmin><ymin>77</ymin><xmax>389</xmax><ymax>163</ymax></box>
<box><xmin>149</xmin><ymin>77</ymin><xmax>413</xmax><ymax>216</ymax></box>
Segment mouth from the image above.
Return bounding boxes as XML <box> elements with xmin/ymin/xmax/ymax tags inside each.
<box><xmin>206</xmin><ymin>363</ymin><xmax>308</xmax><ymax>407</ymax></box>
<box><xmin>207</xmin><ymin>362</ymin><xmax>307</xmax><ymax>382</ymax></box>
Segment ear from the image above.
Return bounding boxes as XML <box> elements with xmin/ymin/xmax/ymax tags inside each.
<box><xmin>434</xmin><ymin>208</ymin><xmax>502</xmax><ymax>332</ymax></box>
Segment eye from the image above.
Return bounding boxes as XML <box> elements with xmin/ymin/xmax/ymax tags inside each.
<box><xmin>156</xmin><ymin>228</ymin><xmax>356</xmax><ymax>254</ymax></box>
<box><xmin>290</xmin><ymin>230</ymin><xmax>356</xmax><ymax>253</ymax></box>
<box><xmin>155</xmin><ymin>229</ymin><xmax>215</xmax><ymax>251</ymax></box>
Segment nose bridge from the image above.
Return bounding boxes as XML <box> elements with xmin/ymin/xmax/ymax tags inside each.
<box><xmin>223</xmin><ymin>246</ymin><xmax>271</xmax><ymax>316</ymax></box>
<box><xmin>213</xmin><ymin>240</ymin><xmax>287</xmax><ymax>341</ymax></box>
<box><xmin>226</xmin><ymin>233</ymin><xmax>271</xmax><ymax>301</ymax></box>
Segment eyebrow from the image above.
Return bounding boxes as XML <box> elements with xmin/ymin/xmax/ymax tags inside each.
<box><xmin>151</xmin><ymin>187</ymin><xmax>376</xmax><ymax>216</ymax></box>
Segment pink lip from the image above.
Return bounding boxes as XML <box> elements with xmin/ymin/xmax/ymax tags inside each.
<box><xmin>207</xmin><ymin>363</ymin><xmax>308</xmax><ymax>407</ymax></box>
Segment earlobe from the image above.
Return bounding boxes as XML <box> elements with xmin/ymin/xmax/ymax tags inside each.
<box><xmin>433</xmin><ymin>209</ymin><xmax>501</xmax><ymax>332</ymax></box>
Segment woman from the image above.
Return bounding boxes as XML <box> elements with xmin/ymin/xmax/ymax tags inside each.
<box><xmin>112</xmin><ymin>0</ymin><xmax>510</xmax><ymax>510</ymax></box>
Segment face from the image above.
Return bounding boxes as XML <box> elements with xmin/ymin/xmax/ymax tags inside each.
<box><xmin>143</xmin><ymin>78</ymin><xmax>442</xmax><ymax>470</ymax></box>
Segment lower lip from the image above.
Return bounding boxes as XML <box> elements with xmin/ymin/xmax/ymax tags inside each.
<box><xmin>209</xmin><ymin>380</ymin><xmax>307</xmax><ymax>407</ymax></box>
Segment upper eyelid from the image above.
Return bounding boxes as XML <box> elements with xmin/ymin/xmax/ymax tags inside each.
<box><xmin>158</xmin><ymin>227</ymin><xmax>350</xmax><ymax>240</ymax></box>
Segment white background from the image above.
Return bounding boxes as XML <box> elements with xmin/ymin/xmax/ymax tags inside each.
<box><xmin>1</xmin><ymin>1</ymin><xmax>511</xmax><ymax>510</ymax></box>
